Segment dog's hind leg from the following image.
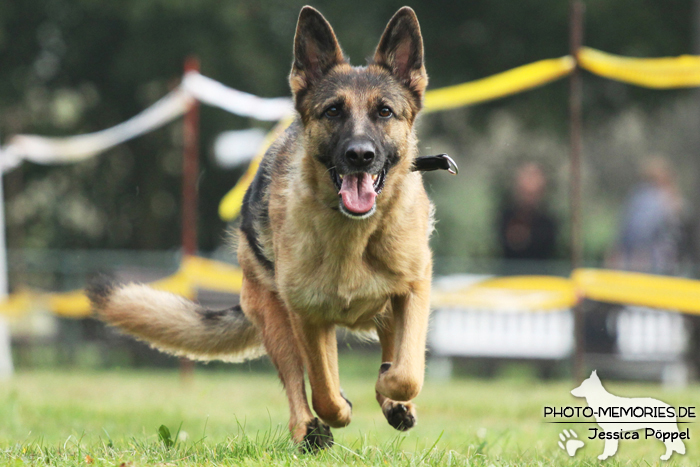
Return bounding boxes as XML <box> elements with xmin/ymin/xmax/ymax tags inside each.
<box><xmin>661</xmin><ymin>435</ymin><xmax>685</xmax><ymax>460</ymax></box>
<box><xmin>241</xmin><ymin>276</ymin><xmax>331</xmax><ymax>452</ymax></box>
<box><xmin>374</xmin><ymin>317</ymin><xmax>417</xmax><ymax>431</ymax></box>
<box><xmin>288</xmin><ymin>316</ymin><xmax>353</xmax><ymax>429</ymax></box>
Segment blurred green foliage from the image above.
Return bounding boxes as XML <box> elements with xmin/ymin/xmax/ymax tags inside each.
<box><xmin>0</xmin><ymin>0</ymin><xmax>696</xmax><ymax>265</ymax></box>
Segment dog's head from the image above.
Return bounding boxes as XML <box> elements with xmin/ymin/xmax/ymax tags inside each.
<box><xmin>571</xmin><ymin>370</ymin><xmax>603</xmax><ymax>398</ymax></box>
<box><xmin>290</xmin><ymin>6</ymin><xmax>428</xmax><ymax>220</ymax></box>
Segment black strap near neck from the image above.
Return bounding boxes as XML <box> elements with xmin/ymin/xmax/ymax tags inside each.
<box><xmin>412</xmin><ymin>154</ymin><xmax>458</xmax><ymax>174</ymax></box>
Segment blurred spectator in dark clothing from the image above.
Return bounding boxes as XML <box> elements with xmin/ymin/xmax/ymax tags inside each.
<box><xmin>497</xmin><ymin>162</ymin><xmax>558</xmax><ymax>263</ymax></box>
<box><xmin>607</xmin><ymin>156</ymin><xmax>689</xmax><ymax>275</ymax></box>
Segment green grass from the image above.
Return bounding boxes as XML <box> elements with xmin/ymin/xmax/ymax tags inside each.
<box><xmin>0</xmin><ymin>355</ymin><xmax>698</xmax><ymax>466</ymax></box>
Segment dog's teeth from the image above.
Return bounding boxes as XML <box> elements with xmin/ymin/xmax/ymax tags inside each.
<box><xmin>371</xmin><ymin>174</ymin><xmax>378</xmax><ymax>182</ymax></box>
<box><xmin>339</xmin><ymin>174</ymin><xmax>344</xmax><ymax>180</ymax></box>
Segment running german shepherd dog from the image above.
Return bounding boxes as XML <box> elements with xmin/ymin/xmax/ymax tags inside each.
<box><xmin>89</xmin><ymin>5</ymin><xmax>440</xmax><ymax>451</ymax></box>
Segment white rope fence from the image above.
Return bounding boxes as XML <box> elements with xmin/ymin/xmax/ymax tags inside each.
<box><xmin>0</xmin><ymin>73</ymin><xmax>294</xmax><ymax>377</ymax></box>
<box><xmin>0</xmin><ymin>71</ymin><xmax>294</xmax><ymax>173</ymax></box>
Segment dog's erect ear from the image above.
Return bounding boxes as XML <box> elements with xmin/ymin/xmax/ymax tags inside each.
<box><xmin>373</xmin><ymin>7</ymin><xmax>428</xmax><ymax>101</ymax></box>
<box><xmin>290</xmin><ymin>6</ymin><xmax>346</xmax><ymax>96</ymax></box>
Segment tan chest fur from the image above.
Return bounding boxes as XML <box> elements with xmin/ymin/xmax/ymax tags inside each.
<box><xmin>271</xmin><ymin>168</ymin><xmax>431</xmax><ymax>326</ymax></box>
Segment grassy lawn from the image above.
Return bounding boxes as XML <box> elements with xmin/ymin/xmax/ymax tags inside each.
<box><xmin>0</xmin><ymin>355</ymin><xmax>697</xmax><ymax>466</ymax></box>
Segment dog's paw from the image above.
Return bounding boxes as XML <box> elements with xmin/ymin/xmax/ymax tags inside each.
<box><xmin>557</xmin><ymin>429</ymin><xmax>584</xmax><ymax>457</ymax></box>
<box><xmin>382</xmin><ymin>400</ymin><xmax>417</xmax><ymax>431</ymax></box>
<box><xmin>301</xmin><ymin>418</ymin><xmax>333</xmax><ymax>453</ymax></box>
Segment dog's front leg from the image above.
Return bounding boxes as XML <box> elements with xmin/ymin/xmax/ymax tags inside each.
<box><xmin>375</xmin><ymin>279</ymin><xmax>430</xmax><ymax>403</ymax></box>
<box><xmin>375</xmin><ymin>318</ymin><xmax>417</xmax><ymax>431</ymax></box>
<box><xmin>598</xmin><ymin>436</ymin><xmax>618</xmax><ymax>460</ymax></box>
<box><xmin>241</xmin><ymin>276</ymin><xmax>331</xmax><ymax>451</ymax></box>
<box><xmin>289</xmin><ymin>316</ymin><xmax>353</xmax><ymax>429</ymax></box>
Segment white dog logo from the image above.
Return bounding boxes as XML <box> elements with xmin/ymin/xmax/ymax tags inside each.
<box><xmin>571</xmin><ymin>370</ymin><xmax>686</xmax><ymax>461</ymax></box>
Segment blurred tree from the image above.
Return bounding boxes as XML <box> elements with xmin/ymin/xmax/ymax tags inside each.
<box><xmin>0</xmin><ymin>0</ymin><xmax>695</xmax><ymax>260</ymax></box>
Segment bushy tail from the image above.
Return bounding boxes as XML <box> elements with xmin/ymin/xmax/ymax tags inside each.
<box><xmin>87</xmin><ymin>278</ymin><xmax>265</xmax><ymax>363</ymax></box>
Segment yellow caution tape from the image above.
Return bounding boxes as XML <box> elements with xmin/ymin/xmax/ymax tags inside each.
<box><xmin>6</xmin><ymin>265</ymin><xmax>700</xmax><ymax>317</ymax></box>
<box><xmin>45</xmin><ymin>271</ymin><xmax>196</xmax><ymax>319</ymax></box>
<box><xmin>432</xmin><ymin>276</ymin><xmax>577</xmax><ymax>311</ymax></box>
<box><xmin>0</xmin><ymin>291</ymin><xmax>34</xmax><ymax>319</ymax></box>
<box><xmin>217</xmin><ymin>58</ymin><xmax>575</xmax><ymax>221</ymax></box>
<box><xmin>218</xmin><ymin>117</ymin><xmax>295</xmax><ymax>221</ymax></box>
<box><xmin>47</xmin><ymin>290</ymin><xmax>92</xmax><ymax>318</ymax></box>
<box><xmin>423</xmin><ymin>56</ymin><xmax>575</xmax><ymax>112</ymax></box>
<box><xmin>180</xmin><ymin>255</ymin><xmax>243</xmax><ymax>293</ymax></box>
<box><xmin>579</xmin><ymin>47</ymin><xmax>700</xmax><ymax>89</ymax></box>
<box><xmin>150</xmin><ymin>270</ymin><xmax>195</xmax><ymax>298</ymax></box>
<box><xmin>0</xmin><ymin>256</ymin><xmax>246</xmax><ymax>318</ymax></box>
<box><xmin>572</xmin><ymin>268</ymin><xmax>700</xmax><ymax>315</ymax></box>
<box><xmin>215</xmin><ymin>50</ymin><xmax>700</xmax><ymax>222</ymax></box>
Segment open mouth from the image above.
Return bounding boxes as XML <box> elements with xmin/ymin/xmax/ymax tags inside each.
<box><xmin>330</xmin><ymin>168</ymin><xmax>386</xmax><ymax>219</ymax></box>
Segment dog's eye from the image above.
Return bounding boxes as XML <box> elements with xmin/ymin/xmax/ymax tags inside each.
<box><xmin>378</xmin><ymin>107</ymin><xmax>393</xmax><ymax>118</ymax></box>
<box><xmin>324</xmin><ymin>106</ymin><xmax>341</xmax><ymax>118</ymax></box>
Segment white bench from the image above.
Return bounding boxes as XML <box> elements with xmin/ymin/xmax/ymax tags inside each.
<box><xmin>430</xmin><ymin>307</ymin><xmax>573</xmax><ymax>360</ymax></box>
<box><xmin>427</xmin><ymin>275</ymin><xmax>691</xmax><ymax>383</ymax></box>
<box><xmin>616</xmin><ymin>306</ymin><xmax>689</xmax><ymax>360</ymax></box>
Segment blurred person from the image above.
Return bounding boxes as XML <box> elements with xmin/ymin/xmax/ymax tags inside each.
<box><xmin>497</xmin><ymin>162</ymin><xmax>558</xmax><ymax>274</ymax></box>
<box><xmin>593</xmin><ymin>156</ymin><xmax>693</xmax><ymax>358</ymax></box>
<box><xmin>607</xmin><ymin>156</ymin><xmax>689</xmax><ymax>275</ymax></box>
<box><xmin>608</xmin><ymin>156</ymin><xmax>700</xmax><ymax>378</ymax></box>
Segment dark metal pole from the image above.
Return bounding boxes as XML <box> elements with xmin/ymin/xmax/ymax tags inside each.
<box><xmin>569</xmin><ymin>1</ymin><xmax>586</xmax><ymax>382</ymax></box>
<box><xmin>182</xmin><ymin>56</ymin><xmax>200</xmax><ymax>258</ymax></box>
<box><xmin>180</xmin><ymin>56</ymin><xmax>200</xmax><ymax>379</ymax></box>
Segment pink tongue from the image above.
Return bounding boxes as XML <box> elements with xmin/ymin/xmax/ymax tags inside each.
<box><xmin>339</xmin><ymin>173</ymin><xmax>377</xmax><ymax>214</ymax></box>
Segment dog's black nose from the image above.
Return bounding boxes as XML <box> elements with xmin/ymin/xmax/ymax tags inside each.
<box><xmin>345</xmin><ymin>141</ymin><xmax>375</xmax><ymax>167</ymax></box>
